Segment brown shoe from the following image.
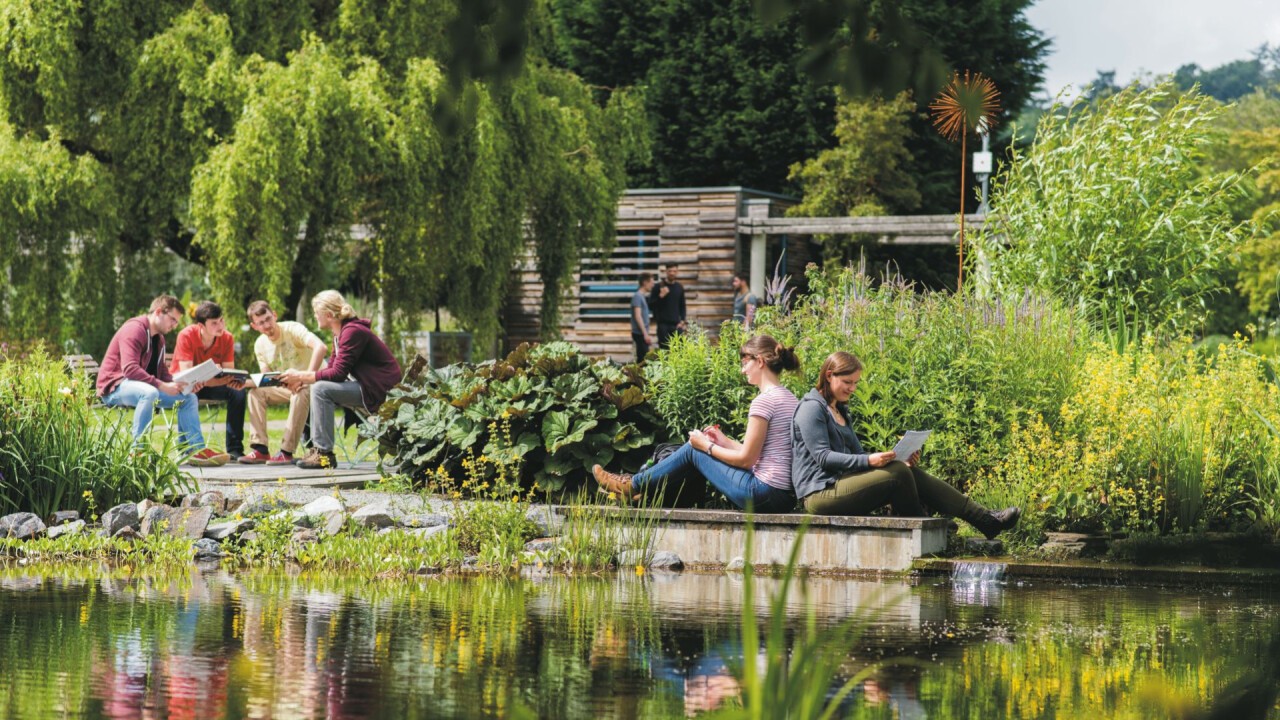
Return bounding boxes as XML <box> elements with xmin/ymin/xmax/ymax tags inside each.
<box><xmin>592</xmin><ymin>464</ymin><xmax>634</xmax><ymax>496</ymax></box>
<box><xmin>295</xmin><ymin>449</ymin><xmax>337</xmax><ymax>470</ymax></box>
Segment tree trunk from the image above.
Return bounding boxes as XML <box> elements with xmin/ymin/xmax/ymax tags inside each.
<box><xmin>285</xmin><ymin>213</ymin><xmax>328</xmax><ymax>321</ymax></box>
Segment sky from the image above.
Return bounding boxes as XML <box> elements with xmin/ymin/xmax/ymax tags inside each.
<box><xmin>1025</xmin><ymin>0</ymin><xmax>1280</xmax><ymax>97</ymax></box>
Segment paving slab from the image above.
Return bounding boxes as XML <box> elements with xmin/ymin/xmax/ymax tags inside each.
<box><xmin>184</xmin><ymin>462</ymin><xmax>382</xmax><ymax>489</ymax></box>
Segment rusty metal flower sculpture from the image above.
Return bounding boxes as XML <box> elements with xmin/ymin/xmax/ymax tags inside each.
<box><xmin>930</xmin><ymin>70</ymin><xmax>1000</xmax><ymax>293</ymax></box>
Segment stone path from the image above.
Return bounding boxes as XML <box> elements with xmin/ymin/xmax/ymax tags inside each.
<box><xmin>186</xmin><ymin>461</ymin><xmax>383</xmax><ymax>490</ymax></box>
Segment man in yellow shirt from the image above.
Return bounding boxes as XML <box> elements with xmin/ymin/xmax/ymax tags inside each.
<box><xmin>238</xmin><ymin>301</ymin><xmax>329</xmax><ymax>465</ymax></box>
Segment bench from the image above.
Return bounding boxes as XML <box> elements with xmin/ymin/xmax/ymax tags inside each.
<box><xmin>64</xmin><ymin>353</ymin><xmax>227</xmax><ymax>414</ymax></box>
<box><xmin>550</xmin><ymin>505</ymin><xmax>950</xmax><ymax>573</ymax></box>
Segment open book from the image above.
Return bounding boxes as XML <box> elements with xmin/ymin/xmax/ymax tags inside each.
<box><xmin>250</xmin><ymin>372</ymin><xmax>284</xmax><ymax>388</ymax></box>
<box><xmin>173</xmin><ymin>360</ymin><xmax>249</xmax><ymax>386</ymax></box>
<box><xmin>172</xmin><ymin>359</ymin><xmax>220</xmax><ymax>386</ymax></box>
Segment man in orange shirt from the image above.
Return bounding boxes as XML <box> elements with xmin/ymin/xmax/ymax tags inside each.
<box><xmin>170</xmin><ymin>301</ymin><xmax>248</xmax><ymax>461</ymax></box>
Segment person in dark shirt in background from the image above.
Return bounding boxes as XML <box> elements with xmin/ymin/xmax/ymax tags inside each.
<box><xmin>649</xmin><ymin>262</ymin><xmax>687</xmax><ymax>349</ymax></box>
<box><xmin>631</xmin><ymin>274</ymin><xmax>655</xmax><ymax>362</ymax></box>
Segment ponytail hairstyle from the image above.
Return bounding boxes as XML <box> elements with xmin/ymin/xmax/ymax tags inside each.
<box><xmin>741</xmin><ymin>334</ymin><xmax>800</xmax><ymax>374</ymax></box>
<box><xmin>815</xmin><ymin>351</ymin><xmax>863</xmax><ymax>404</ymax></box>
<box><xmin>311</xmin><ymin>290</ymin><xmax>357</xmax><ymax>322</ymax></box>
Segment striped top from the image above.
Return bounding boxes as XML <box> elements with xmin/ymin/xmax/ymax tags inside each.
<box><xmin>749</xmin><ymin>385</ymin><xmax>800</xmax><ymax>491</ymax></box>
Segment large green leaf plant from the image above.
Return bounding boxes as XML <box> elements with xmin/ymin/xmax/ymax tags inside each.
<box><xmin>365</xmin><ymin>342</ymin><xmax>670</xmax><ymax>495</ymax></box>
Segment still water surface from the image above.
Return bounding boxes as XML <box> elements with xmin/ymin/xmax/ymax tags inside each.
<box><xmin>1</xmin><ymin>566</ymin><xmax>1277</xmax><ymax>719</ymax></box>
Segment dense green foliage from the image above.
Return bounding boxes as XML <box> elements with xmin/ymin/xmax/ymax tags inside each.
<box><xmin>975</xmin><ymin>83</ymin><xmax>1250</xmax><ymax>339</ymax></box>
<box><xmin>0</xmin><ymin>353</ymin><xmax>192</xmax><ymax>518</ymax></box>
<box><xmin>787</xmin><ymin>91</ymin><xmax>921</xmax><ymax>218</ymax></box>
<box><xmin>0</xmin><ymin>0</ymin><xmax>647</xmax><ymax>352</ymax></box>
<box><xmin>1211</xmin><ymin>91</ymin><xmax>1280</xmax><ymax>318</ymax></box>
<box><xmin>785</xmin><ymin>91</ymin><xmax>922</xmax><ymax>265</ymax></box>
<box><xmin>366</xmin><ymin>342</ymin><xmax>669</xmax><ymax>494</ymax></box>
<box><xmin>650</xmin><ymin>262</ymin><xmax>1280</xmax><ymax>540</ymax></box>
<box><xmin>971</xmin><ymin>339</ymin><xmax>1280</xmax><ymax>543</ymax></box>
<box><xmin>547</xmin><ymin>0</ymin><xmax>1048</xmax><ymax>206</ymax></box>
<box><xmin>1171</xmin><ymin>45</ymin><xmax>1280</xmax><ymax>103</ymax></box>
<box><xmin>653</xmin><ymin>265</ymin><xmax>1086</xmax><ymax>488</ymax></box>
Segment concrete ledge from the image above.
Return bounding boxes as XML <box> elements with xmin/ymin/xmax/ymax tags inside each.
<box><xmin>557</xmin><ymin>506</ymin><xmax>949</xmax><ymax>573</ymax></box>
<box><xmin>914</xmin><ymin>557</ymin><xmax>1280</xmax><ymax>587</ymax></box>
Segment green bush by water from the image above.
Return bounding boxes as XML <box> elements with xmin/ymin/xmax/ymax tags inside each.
<box><xmin>365</xmin><ymin>341</ymin><xmax>670</xmax><ymax>495</ymax></box>
<box><xmin>970</xmin><ymin>338</ymin><xmax>1280</xmax><ymax>543</ymax></box>
<box><xmin>0</xmin><ymin>351</ymin><xmax>191</xmax><ymax>518</ymax></box>
<box><xmin>653</xmin><ymin>265</ymin><xmax>1086</xmax><ymax>491</ymax></box>
<box><xmin>974</xmin><ymin>82</ymin><xmax>1250</xmax><ymax>340</ymax></box>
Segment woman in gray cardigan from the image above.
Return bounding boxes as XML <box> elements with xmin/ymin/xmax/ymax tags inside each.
<box><xmin>791</xmin><ymin>351</ymin><xmax>1020</xmax><ymax>539</ymax></box>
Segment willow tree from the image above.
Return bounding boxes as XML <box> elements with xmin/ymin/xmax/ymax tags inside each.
<box><xmin>0</xmin><ymin>0</ymin><xmax>647</xmax><ymax>352</ymax></box>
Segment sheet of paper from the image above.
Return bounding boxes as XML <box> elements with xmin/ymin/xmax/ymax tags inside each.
<box><xmin>172</xmin><ymin>359</ymin><xmax>219</xmax><ymax>386</ymax></box>
<box><xmin>892</xmin><ymin>430</ymin><xmax>931</xmax><ymax>459</ymax></box>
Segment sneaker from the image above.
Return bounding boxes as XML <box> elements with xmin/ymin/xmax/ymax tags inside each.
<box><xmin>266</xmin><ymin>451</ymin><xmax>295</xmax><ymax>466</ymax></box>
<box><xmin>186</xmin><ymin>448</ymin><xmax>231</xmax><ymax>467</ymax></box>
<box><xmin>295</xmin><ymin>449</ymin><xmax>337</xmax><ymax>470</ymax></box>
<box><xmin>237</xmin><ymin>449</ymin><xmax>270</xmax><ymax>465</ymax></box>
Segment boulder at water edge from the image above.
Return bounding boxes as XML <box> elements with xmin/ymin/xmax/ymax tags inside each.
<box><xmin>0</xmin><ymin>512</ymin><xmax>46</xmax><ymax>540</ymax></box>
<box><xmin>101</xmin><ymin>503</ymin><xmax>139</xmax><ymax>536</ymax></box>
<box><xmin>48</xmin><ymin>520</ymin><xmax>86</xmax><ymax>540</ymax></box>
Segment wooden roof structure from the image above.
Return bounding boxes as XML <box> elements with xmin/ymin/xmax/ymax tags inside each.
<box><xmin>503</xmin><ymin>187</ymin><xmax>978</xmax><ymax>361</ymax></box>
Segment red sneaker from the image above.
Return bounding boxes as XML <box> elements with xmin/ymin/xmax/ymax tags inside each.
<box><xmin>237</xmin><ymin>449</ymin><xmax>270</xmax><ymax>465</ymax></box>
<box><xmin>265</xmin><ymin>452</ymin><xmax>296</xmax><ymax>466</ymax></box>
<box><xmin>186</xmin><ymin>448</ymin><xmax>230</xmax><ymax>467</ymax></box>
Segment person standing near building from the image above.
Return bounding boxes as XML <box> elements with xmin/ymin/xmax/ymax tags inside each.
<box><xmin>237</xmin><ymin>300</ymin><xmax>329</xmax><ymax>465</ymax></box>
<box><xmin>171</xmin><ymin>301</ymin><xmax>249</xmax><ymax>461</ymax></box>
<box><xmin>631</xmin><ymin>274</ymin><xmax>655</xmax><ymax>362</ymax></box>
<box><xmin>732</xmin><ymin>273</ymin><xmax>759</xmax><ymax>330</ymax></box>
<box><xmin>649</xmin><ymin>262</ymin><xmax>687</xmax><ymax>349</ymax></box>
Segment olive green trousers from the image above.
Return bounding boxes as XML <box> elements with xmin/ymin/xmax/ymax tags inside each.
<box><xmin>802</xmin><ymin>460</ymin><xmax>986</xmax><ymax>522</ymax></box>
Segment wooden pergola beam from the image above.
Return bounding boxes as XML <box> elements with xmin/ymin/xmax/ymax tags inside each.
<box><xmin>738</xmin><ymin>214</ymin><xmax>989</xmax><ymax>244</ymax></box>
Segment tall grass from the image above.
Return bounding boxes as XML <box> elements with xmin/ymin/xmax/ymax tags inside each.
<box><xmin>0</xmin><ymin>351</ymin><xmax>191</xmax><ymax>518</ymax></box>
<box><xmin>706</xmin><ymin>520</ymin><xmax>891</xmax><ymax>719</ymax></box>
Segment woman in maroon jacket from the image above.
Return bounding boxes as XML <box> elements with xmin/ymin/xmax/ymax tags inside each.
<box><xmin>280</xmin><ymin>290</ymin><xmax>401</xmax><ymax>469</ymax></box>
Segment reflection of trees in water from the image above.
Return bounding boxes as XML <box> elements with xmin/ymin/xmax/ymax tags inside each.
<box><xmin>1</xmin><ymin>570</ymin><xmax>1279</xmax><ymax>719</ymax></box>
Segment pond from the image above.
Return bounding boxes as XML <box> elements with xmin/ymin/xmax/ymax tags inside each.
<box><xmin>1</xmin><ymin>566</ymin><xmax>1277</xmax><ymax>719</ymax></box>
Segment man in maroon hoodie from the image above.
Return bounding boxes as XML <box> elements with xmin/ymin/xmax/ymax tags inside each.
<box><xmin>279</xmin><ymin>290</ymin><xmax>401</xmax><ymax>469</ymax></box>
<box><xmin>97</xmin><ymin>295</ymin><xmax>228</xmax><ymax>466</ymax></box>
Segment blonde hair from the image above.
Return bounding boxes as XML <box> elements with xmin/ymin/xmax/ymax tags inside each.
<box><xmin>311</xmin><ymin>290</ymin><xmax>357</xmax><ymax>322</ymax></box>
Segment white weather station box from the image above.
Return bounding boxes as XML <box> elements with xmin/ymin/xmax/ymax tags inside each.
<box><xmin>972</xmin><ymin>151</ymin><xmax>993</xmax><ymax>174</ymax></box>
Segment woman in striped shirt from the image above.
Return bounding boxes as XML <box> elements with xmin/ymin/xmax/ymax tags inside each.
<box><xmin>593</xmin><ymin>334</ymin><xmax>800</xmax><ymax>512</ymax></box>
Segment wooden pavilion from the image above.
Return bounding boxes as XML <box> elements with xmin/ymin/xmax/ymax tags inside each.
<box><xmin>502</xmin><ymin>186</ymin><xmax>980</xmax><ymax>361</ymax></box>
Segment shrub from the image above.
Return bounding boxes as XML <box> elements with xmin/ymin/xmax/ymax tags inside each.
<box><xmin>365</xmin><ymin>342</ymin><xmax>670</xmax><ymax>495</ymax></box>
<box><xmin>643</xmin><ymin>320</ymin><xmax>755</xmax><ymax>437</ymax></box>
<box><xmin>653</xmin><ymin>265</ymin><xmax>1086</xmax><ymax>488</ymax></box>
<box><xmin>970</xmin><ymin>339</ymin><xmax>1280</xmax><ymax>541</ymax></box>
<box><xmin>975</xmin><ymin>82</ymin><xmax>1250</xmax><ymax>339</ymax></box>
<box><xmin>0</xmin><ymin>352</ymin><xmax>191</xmax><ymax>519</ymax></box>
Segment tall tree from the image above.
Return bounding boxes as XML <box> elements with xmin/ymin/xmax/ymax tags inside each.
<box><xmin>547</xmin><ymin>0</ymin><xmax>1048</xmax><ymax>207</ymax></box>
<box><xmin>0</xmin><ymin>0</ymin><xmax>648</xmax><ymax>352</ymax></box>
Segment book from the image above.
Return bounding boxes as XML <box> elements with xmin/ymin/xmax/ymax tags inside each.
<box><xmin>172</xmin><ymin>359</ymin><xmax>220</xmax><ymax>386</ymax></box>
<box><xmin>891</xmin><ymin>430</ymin><xmax>931</xmax><ymax>460</ymax></box>
<box><xmin>217</xmin><ymin>368</ymin><xmax>249</xmax><ymax>380</ymax></box>
<box><xmin>250</xmin><ymin>372</ymin><xmax>284</xmax><ymax>388</ymax></box>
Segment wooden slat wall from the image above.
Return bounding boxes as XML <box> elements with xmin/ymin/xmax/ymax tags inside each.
<box><xmin>503</xmin><ymin>189</ymin><xmax>797</xmax><ymax>362</ymax></box>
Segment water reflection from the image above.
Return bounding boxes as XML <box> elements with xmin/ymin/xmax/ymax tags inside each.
<box><xmin>0</xmin><ymin>567</ymin><xmax>1277</xmax><ymax>719</ymax></box>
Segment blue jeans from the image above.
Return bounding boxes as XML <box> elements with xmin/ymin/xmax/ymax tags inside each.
<box><xmin>101</xmin><ymin>379</ymin><xmax>205</xmax><ymax>450</ymax></box>
<box><xmin>631</xmin><ymin>442</ymin><xmax>795</xmax><ymax>512</ymax></box>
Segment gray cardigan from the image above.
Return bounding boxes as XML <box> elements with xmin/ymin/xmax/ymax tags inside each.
<box><xmin>791</xmin><ymin>389</ymin><xmax>871</xmax><ymax>499</ymax></box>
